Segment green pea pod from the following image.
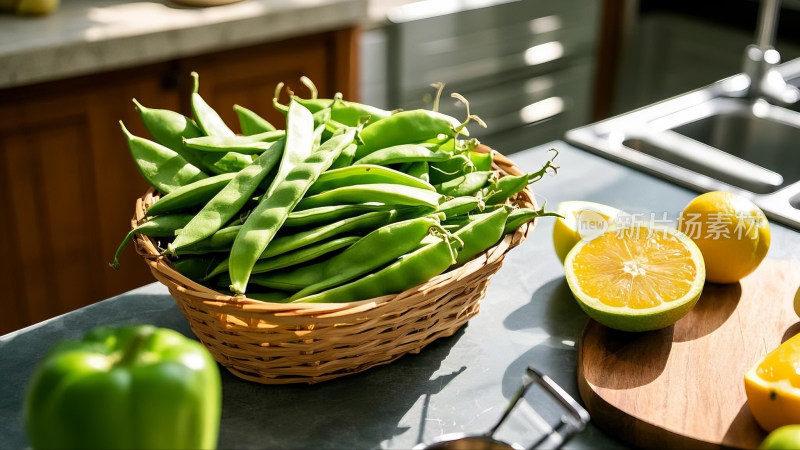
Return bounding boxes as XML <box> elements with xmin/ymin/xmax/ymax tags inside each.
<box><xmin>190</xmin><ymin>72</ymin><xmax>235</xmax><ymax>137</ymax></box>
<box><xmin>308</xmin><ymin>164</ymin><xmax>436</xmax><ymax>196</ymax></box>
<box><xmin>183</xmin><ymin>131</ymin><xmax>285</xmax><ymax>154</ymax></box>
<box><xmin>176</xmin><ymin>224</ymin><xmax>243</xmax><ymax>255</ymax></box>
<box><xmin>401</xmin><ymin>161</ymin><xmax>430</xmax><ymax>183</ymax></box>
<box><xmin>470</xmin><ymin>149</ymin><xmax>494</xmax><ymax>172</ymax></box>
<box><xmin>283</xmin><ymin>203</ymin><xmax>402</xmax><ymax>228</ymax></box>
<box><xmin>269</xmin><ymin>100</ymin><xmax>317</xmax><ymax>191</ymax></box>
<box><xmin>132</xmin><ymin>98</ymin><xmax>212</xmax><ymax>174</ymax></box>
<box><xmin>119</xmin><ymin>122</ymin><xmax>208</xmax><ymax>194</ymax></box>
<box><xmin>436</xmin><ymin>196</ymin><xmax>482</xmax><ymax>219</ymax></box>
<box><xmin>503</xmin><ymin>208</ymin><xmax>538</xmax><ymax>234</ymax></box>
<box><xmin>480</xmin><ymin>173</ymin><xmax>530</xmax><ymax>205</ymax></box>
<box><xmin>453</xmin><ymin>206</ymin><xmax>510</xmax><ymax>265</ymax></box>
<box><xmin>502</xmin><ymin>207</ymin><xmax>560</xmax><ymax>234</ymax></box>
<box><xmin>312</xmin><ymin>122</ymin><xmax>326</xmax><ymax>149</ymax></box>
<box><xmin>428</xmin><ymin>154</ymin><xmax>473</xmax><ymax>185</ymax></box>
<box><xmin>214</xmin><ymin>208</ymin><xmax>395</xmax><ymax>287</ymax></box>
<box><xmin>228</xmin><ymin>128</ymin><xmax>355</xmax><ymax>294</ymax></box>
<box><xmin>264</xmin><ymin>208</ymin><xmax>397</xmax><ymax>259</ymax></box>
<box><xmin>171</xmin><ymin>254</ymin><xmax>223</xmax><ymax>282</ymax></box>
<box><xmin>291</xmin><ymin>233</ymin><xmax>456</xmax><ymax>303</ymax></box>
<box><xmin>285</xmin><ymin>216</ymin><xmax>441</xmax><ymax>300</ymax></box>
<box><xmin>353</xmin><ymin>144</ymin><xmax>451</xmax><ymax>166</ymax></box>
<box><xmin>233</xmin><ymin>104</ymin><xmax>276</xmax><ymax>134</ymax></box>
<box><xmin>297</xmin><ymin>183</ymin><xmax>443</xmax><ymax>211</ymax></box>
<box><xmin>208</xmin><ymin>235</ymin><xmax>358</xmax><ymax>280</ymax></box>
<box><xmin>145</xmin><ymin>172</ymin><xmax>236</xmax><ymax>216</ymax></box>
<box><xmin>134</xmin><ymin>97</ymin><xmax>251</xmax><ymax>175</ymax></box>
<box><xmin>354</xmin><ymin>109</ymin><xmax>464</xmax><ymax>160</ymax></box>
<box><xmin>109</xmin><ymin>213</ymin><xmax>196</xmax><ymax>269</ymax></box>
<box><xmin>329</xmin><ymin>143</ymin><xmax>357</xmax><ymax>169</ymax></box>
<box><xmin>295</xmin><ymin>97</ymin><xmax>391</xmax><ymax>127</ymax></box>
<box><xmin>168</xmin><ymin>140</ymin><xmax>285</xmax><ymax>253</ymax></box>
<box><xmin>435</xmin><ymin>171</ymin><xmax>493</xmax><ymax>197</ymax></box>
<box><xmin>250</xmin><ymin>215</ymin><xmax>436</xmax><ymax>292</ymax></box>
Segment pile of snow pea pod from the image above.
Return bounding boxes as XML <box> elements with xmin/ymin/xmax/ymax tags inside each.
<box><xmin>111</xmin><ymin>73</ymin><xmax>559</xmax><ymax>303</ymax></box>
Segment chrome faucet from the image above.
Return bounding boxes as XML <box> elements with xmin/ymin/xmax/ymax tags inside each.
<box><xmin>741</xmin><ymin>0</ymin><xmax>800</xmax><ymax>104</ymax></box>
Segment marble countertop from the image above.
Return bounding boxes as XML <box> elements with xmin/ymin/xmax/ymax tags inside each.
<box><xmin>0</xmin><ymin>0</ymin><xmax>367</xmax><ymax>89</ymax></box>
<box><xmin>2</xmin><ymin>141</ymin><xmax>798</xmax><ymax>449</ymax></box>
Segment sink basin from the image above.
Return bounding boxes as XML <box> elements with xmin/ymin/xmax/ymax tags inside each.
<box><xmin>565</xmin><ymin>58</ymin><xmax>800</xmax><ymax>229</ymax></box>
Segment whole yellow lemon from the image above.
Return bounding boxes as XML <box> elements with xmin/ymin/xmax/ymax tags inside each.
<box><xmin>678</xmin><ymin>191</ymin><xmax>770</xmax><ymax>284</ymax></box>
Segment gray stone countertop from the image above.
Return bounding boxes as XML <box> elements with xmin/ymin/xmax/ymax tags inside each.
<box><xmin>2</xmin><ymin>141</ymin><xmax>799</xmax><ymax>449</ymax></box>
<box><xmin>0</xmin><ymin>0</ymin><xmax>367</xmax><ymax>89</ymax></box>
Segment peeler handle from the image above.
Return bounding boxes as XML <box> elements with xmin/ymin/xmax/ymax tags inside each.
<box><xmin>486</xmin><ymin>367</ymin><xmax>590</xmax><ymax>450</ymax></box>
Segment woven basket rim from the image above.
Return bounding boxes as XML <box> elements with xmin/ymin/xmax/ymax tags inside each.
<box><xmin>132</xmin><ymin>145</ymin><xmax>537</xmax><ymax>317</ymax></box>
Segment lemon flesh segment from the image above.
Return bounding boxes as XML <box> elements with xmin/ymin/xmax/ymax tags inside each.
<box><xmin>552</xmin><ymin>201</ymin><xmax>622</xmax><ymax>264</ymax></box>
<box><xmin>744</xmin><ymin>332</ymin><xmax>800</xmax><ymax>432</ymax></box>
<box><xmin>565</xmin><ymin>226</ymin><xmax>705</xmax><ymax>332</ymax></box>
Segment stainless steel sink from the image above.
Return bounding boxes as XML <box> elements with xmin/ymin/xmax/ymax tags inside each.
<box><xmin>565</xmin><ymin>58</ymin><xmax>800</xmax><ymax>229</ymax></box>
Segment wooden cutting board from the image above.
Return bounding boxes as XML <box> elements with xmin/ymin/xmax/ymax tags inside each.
<box><xmin>577</xmin><ymin>259</ymin><xmax>800</xmax><ymax>450</ymax></box>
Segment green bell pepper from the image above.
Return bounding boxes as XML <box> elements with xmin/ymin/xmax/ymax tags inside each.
<box><xmin>24</xmin><ymin>325</ymin><xmax>222</xmax><ymax>450</ymax></box>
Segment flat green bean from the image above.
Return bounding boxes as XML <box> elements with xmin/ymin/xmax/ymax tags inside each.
<box><xmin>308</xmin><ymin>164</ymin><xmax>435</xmax><ymax>196</ymax></box>
<box><xmin>183</xmin><ymin>131</ymin><xmax>285</xmax><ymax>154</ymax></box>
<box><xmin>453</xmin><ymin>206</ymin><xmax>510</xmax><ymax>265</ymax></box>
<box><xmin>436</xmin><ymin>196</ymin><xmax>482</xmax><ymax>219</ymax></box>
<box><xmin>297</xmin><ymin>183</ymin><xmax>443</xmax><ymax>211</ymax></box>
<box><xmin>168</xmin><ymin>139</ymin><xmax>285</xmax><ymax>253</ymax></box>
<box><xmin>119</xmin><ymin>122</ymin><xmax>207</xmax><ymax>194</ymax></box>
<box><xmin>110</xmin><ymin>214</ymin><xmax>195</xmax><ymax>269</ymax></box>
<box><xmin>287</xmin><ymin>216</ymin><xmax>441</xmax><ymax>299</ymax></box>
<box><xmin>191</xmin><ymin>72</ymin><xmax>235</xmax><ymax>137</ymax></box>
<box><xmin>434</xmin><ymin>171</ymin><xmax>492</xmax><ymax>197</ymax></box>
<box><xmin>233</xmin><ymin>104</ymin><xmax>276</xmax><ymax>134</ymax></box>
<box><xmin>291</xmin><ymin>234</ymin><xmax>456</xmax><ymax>303</ymax></box>
<box><xmin>354</xmin><ymin>110</ymin><xmax>463</xmax><ymax>160</ymax></box>
<box><xmin>145</xmin><ymin>173</ymin><xmax>236</xmax><ymax>216</ymax></box>
<box><xmin>207</xmin><ymin>235</ymin><xmax>358</xmax><ymax>280</ymax></box>
<box><xmin>212</xmin><ymin>209</ymin><xmax>396</xmax><ymax>285</ymax></box>
<box><xmin>283</xmin><ymin>203</ymin><xmax>404</xmax><ymax>228</ymax></box>
<box><xmin>227</xmin><ymin>126</ymin><xmax>354</xmax><ymax>294</ymax></box>
<box><xmin>401</xmin><ymin>161</ymin><xmax>430</xmax><ymax>183</ymax></box>
<box><xmin>353</xmin><ymin>144</ymin><xmax>451</xmax><ymax>166</ymax></box>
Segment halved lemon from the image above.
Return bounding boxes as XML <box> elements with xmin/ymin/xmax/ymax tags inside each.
<box><xmin>564</xmin><ymin>224</ymin><xmax>706</xmax><ymax>332</ymax></box>
<box><xmin>744</xmin><ymin>332</ymin><xmax>800</xmax><ymax>432</ymax></box>
<box><xmin>552</xmin><ymin>201</ymin><xmax>623</xmax><ymax>263</ymax></box>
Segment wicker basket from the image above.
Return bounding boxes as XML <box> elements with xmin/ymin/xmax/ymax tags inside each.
<box><xmin>132</xmin><ymin>146</ymin><xmax>537</xmax><ymax>384</ymax></box>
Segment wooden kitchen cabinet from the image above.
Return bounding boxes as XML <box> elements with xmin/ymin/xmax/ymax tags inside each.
<box><xmin>0</xmin><ymin>28</ymin><xmax>359</xmax><ymax>334</ymax></box>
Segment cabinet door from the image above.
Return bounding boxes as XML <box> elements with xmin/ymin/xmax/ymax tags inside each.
<box><xmin>0</xmin><ymin>64</ymin><xmax>179</xmax><ymax>333</ymax></box>
<box><xmin>179</xmin><ymin>29</ymin><xmax>359</xmax><ymax>132</ymax></box>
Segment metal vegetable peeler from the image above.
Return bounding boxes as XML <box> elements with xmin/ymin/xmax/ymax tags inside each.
<box><xmin>418</xmin><ymin>367</ymin><xmax>590</xmax><ymax>450</ymax></box>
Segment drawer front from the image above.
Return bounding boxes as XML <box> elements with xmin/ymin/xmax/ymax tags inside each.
<box><xmin>388</xmin><ymin>0</ymin><xmax>600</xmax><ymax>102</ymax></box>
